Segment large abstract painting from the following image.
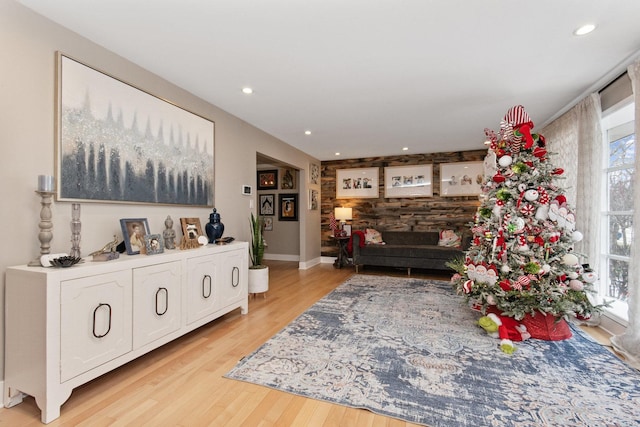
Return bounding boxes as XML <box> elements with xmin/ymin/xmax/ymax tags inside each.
<box><xmin>56</xmin><ymin>53</ymin><xmax>214</xmax><ymax>206</ymax></box>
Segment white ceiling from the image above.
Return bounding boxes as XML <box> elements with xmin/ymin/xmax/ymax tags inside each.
<box><xmin>18</xmin><ymin>0</ymin><xmax>640</xmax><ymax>160</ymax></box>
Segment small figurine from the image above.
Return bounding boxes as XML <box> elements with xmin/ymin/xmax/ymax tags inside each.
<box><xmin>90</xmin><ymin>235</ymin><xmax>121</xmax><ymax>261</ymax></box>
<box><xmin>163</xmin><ymin>215</ymin><xmax>176</xmax><ymax>249</ymax></box>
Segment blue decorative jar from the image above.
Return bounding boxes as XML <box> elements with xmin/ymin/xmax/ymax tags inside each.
<box><xmin>205</xmin><ymin>208</ymin><xmax>225</xmax><ymax>243</ymax></box>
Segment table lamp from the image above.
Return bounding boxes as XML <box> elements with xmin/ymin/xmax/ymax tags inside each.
<box><xmin>334</xmin><ymin>207</ymin><xmax>352</xmax><ymax>232</ymax></box>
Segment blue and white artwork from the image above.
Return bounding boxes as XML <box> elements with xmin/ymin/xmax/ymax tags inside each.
<box><xmin>57</xmin><ymin>54</ymin><xmax>214</xmax><ymax>206</ymax></box>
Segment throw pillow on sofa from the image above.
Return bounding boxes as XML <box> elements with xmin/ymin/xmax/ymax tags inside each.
<box><xmin>365</xmin><ymin>228</ymin><xmax>385</xmax><ymax>244</ymax></box>
<box><xmin>438</xmin><ymin>229</ymin><xmax>462</xmax><ymax>248</ymax></box>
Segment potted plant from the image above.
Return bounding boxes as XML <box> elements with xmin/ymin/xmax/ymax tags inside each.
<box><xmin>248</xmin><ymin>213</ymin><xmax>269</xmax><ymax>295</ymax></box>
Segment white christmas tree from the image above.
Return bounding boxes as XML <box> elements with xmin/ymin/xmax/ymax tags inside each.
<box><xmin>450</xmin><ymin>106</ymin><xmax>601</xmax><ymax>351</ymax></box>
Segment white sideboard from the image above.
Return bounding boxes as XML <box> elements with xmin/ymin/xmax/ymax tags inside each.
<box><xmin>4</xmin><ymin>242</ymin><xmax>248</xmax><ymax>424</ymax></box>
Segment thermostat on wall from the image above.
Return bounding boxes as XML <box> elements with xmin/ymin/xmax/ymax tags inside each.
<box><xmin>242</xmin><ymin>185</ymin><xmax>253</xmax><ymax>195</ymax></box>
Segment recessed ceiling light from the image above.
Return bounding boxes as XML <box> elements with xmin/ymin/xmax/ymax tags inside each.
<box><xmin>402</xmin><ymin>147</ymin><xmax>409</xmax><ymax>151</ymax></box>
<box><xmin>574</xmin><ymin>24</ymin><xmax>596</xmax><ymax>36</ymax></box>
<box><xmin>242</xmin><ymin>87</ymin><xmax>253</xmax><ymax>94</ymax></box>
<box><xmin>305</xmin><ymin>130</ymin><xmax>311</xmax><ymax>135</ymax></box>
<box><xmin>335</xmin><ymin>152</ymin><xmax>341</xmax><ymax>156</ymax></box>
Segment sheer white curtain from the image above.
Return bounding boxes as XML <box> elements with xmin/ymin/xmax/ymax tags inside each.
<box><xmin>611</xmin><ymin>59</ymin><xmax>640</xmax><ymax>368</ymax></box>
<box><xmin>541</xmin><ymin>94</ymin><xmax>602</xmax><ymax>268</ymax></box>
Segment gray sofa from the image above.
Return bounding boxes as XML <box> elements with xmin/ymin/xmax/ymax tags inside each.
<box><xmin>351</xmin><ymin>231</ymin><xmax>470</xmax><ymax>275</ymax></box>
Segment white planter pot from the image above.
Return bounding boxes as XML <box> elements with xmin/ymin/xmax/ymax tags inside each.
<box><xmin>248</xmin><ymin>266</ymin><xmax>269</xmax><ymax>294</ymax></box>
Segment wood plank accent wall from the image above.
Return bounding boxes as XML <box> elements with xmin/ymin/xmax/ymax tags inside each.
<box><xmin>321</xmin><ymin>149</ymin><xmax>487</xmax><ymax>256</ymax></box>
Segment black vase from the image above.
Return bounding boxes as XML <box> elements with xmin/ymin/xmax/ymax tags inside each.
<box><xmin>205</xmin><ymin>208</ymin><xmax>225</xmax><ymax>243</ymax></box>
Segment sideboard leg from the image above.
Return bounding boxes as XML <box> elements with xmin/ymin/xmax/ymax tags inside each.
<box><xmin>35</xmin><ymin>391</ymin><xmax>68</xmax><ymax>424</ymax></box>
<box><xmin>3</xmin><ymin>386</ymin><xmax>23</xmax><ymax>408</ymax></box>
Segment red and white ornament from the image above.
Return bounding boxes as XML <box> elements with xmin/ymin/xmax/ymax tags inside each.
<box><xmin>517</xmin><ymin>235</ymin><xmax>530</xmax><ymax>252</ymax></box>
<box><xmin>463</xmin><ymin>280</ymin><xmax>474</xmax><ymax>293</ymax></box>
<box><xmin>519</xmin><ymin>203</ymin><xmax>535</xmax><ymax>216</ymax></box>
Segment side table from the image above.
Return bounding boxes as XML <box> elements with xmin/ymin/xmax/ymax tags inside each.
<box><xmin>332</xmin><ymin>235</ymin><xmax>352</xmax><ymax>269</ymax></box>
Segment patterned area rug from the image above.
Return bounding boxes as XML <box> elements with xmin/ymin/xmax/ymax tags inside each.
<box><xmin>225</xmin><ymin>275</ymin><xmax>640</xmax><ymax>426</ymax></box>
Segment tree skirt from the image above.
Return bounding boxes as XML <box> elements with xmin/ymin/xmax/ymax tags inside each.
<box><xmin>485</xmin><ymin>306</ymin><xmax>573</xmax><ymax>341</ymax></box>
<box><xmin>522</xmin><ymin>312</ymin><xmax>572</xmax><ymax>341</ymax></box>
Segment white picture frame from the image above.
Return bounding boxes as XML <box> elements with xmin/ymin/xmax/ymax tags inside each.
<box><xmin>309</xmin><ymin>188</ymin><xmax>319</xmax><ymax>210</ymax></box>
<box><xmin>263</xmin><ymin>217</ymin><xmax>273</xmax><ymax>231</ymax></box>
<box><xmin>440</xmin><ymin>161</ymin><xmax>484</xmax><ymax>197</ymax></box>
<box><xmin>309</xmin><ymin>162</ymin><xmax>320</xmax><ymax>186</ymax></box>
<box><xmin>336</xmin><ymin>167</ymin><xmax>379</xmax><ymax>199</ymax></box>
<box><xmin>384</xmin><ymin>164</ymin><xmax>433</xmax><ymax>198</ymax></box>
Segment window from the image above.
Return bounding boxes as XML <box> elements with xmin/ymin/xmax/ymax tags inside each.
<box><xmin>600</xmin><ymin>100</ymin><xmax>635</xmax><ymax>324</ymax></box>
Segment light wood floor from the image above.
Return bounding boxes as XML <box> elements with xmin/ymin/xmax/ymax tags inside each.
<box><xmin>0</xmin><ymin>262</ymin><xmax>613</xmax><ymax>426</ymax></box>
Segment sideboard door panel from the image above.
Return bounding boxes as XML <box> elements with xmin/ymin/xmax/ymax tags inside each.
<box><xmin>60</xmin><ymin>270</ymin><xmax>133</xmax><ymax>382</ymax></box>
<box><xmin>133</xmin><ymin>261</ymin><xmax>181</xmax><ymax>349</ymax></box>
<box><xmin>186</xmin><ymin>255</ymin><xmax>220</xmax><ymax>324</ymax></box>
<box><xmin>218</xmin><ymin>250</ymin><xmax>246</xmax><ymax>308</ymax></box>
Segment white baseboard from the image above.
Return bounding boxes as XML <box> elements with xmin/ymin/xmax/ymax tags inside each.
<box><xmin>321</xmin><ymin>256</ymin><xmax>338</xmax><ymax>264</ymax></box>
<box><xmin>263</xmin><ymin>253</ymin><xmax>300</xmax><ymax>262</ymax></box>
<box><xmin>299</xmin><ymin>257</ymin><xmax>322</xmax><ymax>270</ymax></box>
<box><xmin>599</xmin><ymin>313</ymin><xmax>627</xmax><ymax>336</ymax></box>
<box><xmin>0</xmin><ymin>380</ymin><xmax>4</xmax><ymax>408</ymax></box>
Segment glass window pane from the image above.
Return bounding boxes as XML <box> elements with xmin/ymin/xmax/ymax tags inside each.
<box><xmin>608</xmin><ymin>134</ymin><xmax>635</xmax><ymax>168</ymax></box>
<box><xmin>607</xmin><ymin>259</ymin><xmax>629</xmax><ymax>302</ymax></box>
<box><xmin>608</xmin><ymin>169</ymin><xmax>634</xmax><ymax>211</ymax></box>
<box><xmin>608</xmin><ymin>215</ymin><xmax>633</xmax><ymax>256</ymax></box>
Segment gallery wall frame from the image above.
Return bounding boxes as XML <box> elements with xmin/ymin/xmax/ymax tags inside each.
<box><xmin>309</xmin><ymin>189</ymin><xmax>319</xmax><ymax>210</ymax></box>
<box><xmin>309</xmin><ymin>162</ymin><xmax>320</xmax><ymax>186</ymax></box>
<box><xmin>257</xmin><ymin>169</ymin><xmax>278</xmax><ymax>190</ymax></box>
<box><xmin>56</xmin><ymin>53</ymin><xmax>214</xmax><ymax>206</ymax></box>
<box><xmin>384</xmin><ymin>164</ymin><xmax>433</xmax><ymax>198</ymax></box>
<box><xmin>280</xmin><ymin>168</ymin><xmax>296</xmax><ymax>190</ymax></box>
<box><xmin>279</xmin><ymin>193</ymin><xmax>299</xmax><ymax>221</ymax></box>
<box><xmin>120</xmin><ymin>218</ymin><xmax>150</xmax><ymax>255</ymax></box>
<box><xmin>259</xmin><ymin>194</ymin><xmax>275</xmax><ymax>216</ymax></box>
<box><xmin>440</xmin><ymin>161</ymin><xmax>484</xmax><ymax>197</ymax></box>
<box><xmin>336</xmin><ymin>167</ymin><xmax>379</xmax><ymax>199</ymax></box>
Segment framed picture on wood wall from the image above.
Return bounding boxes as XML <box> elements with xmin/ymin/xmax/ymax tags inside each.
<box><xmin>336</xmin><ymin>167</ymin><xmax>379</xmax><ymax>199</ymax></box>
<box><xmin>440</xmin><ymin>161</ymin><xmax>484</xmax><ymax>197</ymax></box>
<box><xmin>384</xmin><ymin>164</ymin><xmax>433</xmax><ymax>198</ymax></box>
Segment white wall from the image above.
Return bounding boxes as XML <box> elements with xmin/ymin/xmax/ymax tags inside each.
<box><xmin>0</xmin><ymin>0</ymin><xmax>321</xmax><ymax>380</ymax></box>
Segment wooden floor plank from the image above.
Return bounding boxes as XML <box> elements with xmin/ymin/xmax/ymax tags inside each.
<box><xmin>0</xmin><ymin>261</ymin><xmax>612</xmax><ymax>426</ymax></box>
